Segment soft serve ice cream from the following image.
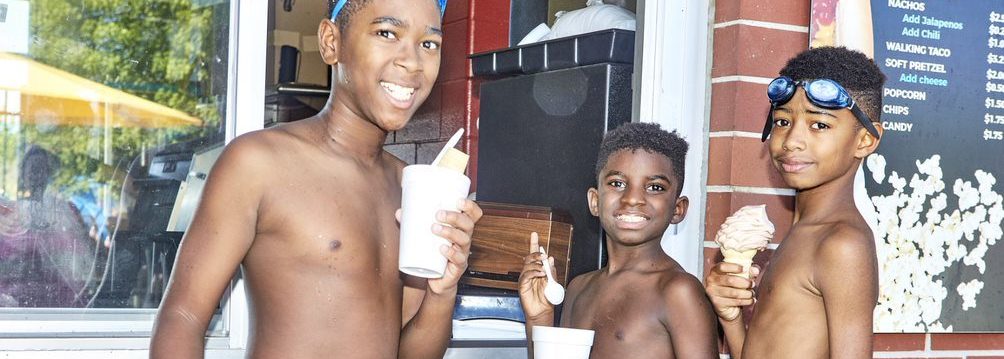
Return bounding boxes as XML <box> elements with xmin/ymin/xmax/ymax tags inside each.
<box><xmin>714</xmin><ymin>204</ymin><xmax>774</xmax><ymax>321</ymax></box>
<box><xmin>715</xmin><ymin>204</ymin><xmax>774</xmax><ymax>279</ymax></box>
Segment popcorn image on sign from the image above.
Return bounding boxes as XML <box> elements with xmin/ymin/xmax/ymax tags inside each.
<box><xmin>867</xmin><ymin>154</ymin><xmax>1003</xmax><ymax>332</ymax></box>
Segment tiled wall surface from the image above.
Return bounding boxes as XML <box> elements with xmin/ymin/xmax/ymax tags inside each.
<box><xmin>384</xmin><ymin>0</ymin><xmax>511</xmax><ymax>194</ymax></box>
<box><xmin>707</xmin><ymin>0</ymin><xmax>1004</xmax><ymax>357</ymax></box>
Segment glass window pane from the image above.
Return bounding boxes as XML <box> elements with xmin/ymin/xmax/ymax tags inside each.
<box><xmin>0</xmin><ymin>0</ymin><xmax>230</xmax><ymax>311</ymax></box>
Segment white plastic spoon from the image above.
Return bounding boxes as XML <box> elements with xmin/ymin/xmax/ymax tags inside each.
<box><xmin>539</xmin><ymin>246</ymin><xmax>565</xmax><ymax>305</ymax></box>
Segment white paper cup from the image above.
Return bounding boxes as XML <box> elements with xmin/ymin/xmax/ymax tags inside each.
<box><xmin>532</xmin><ymin>325</ymin><xmax>595</xmax><ymax>359</ymax></box>
<box><xmin>399</xmin><ymin>164</ymin><xmax>471</xmax><ymax>278</ymax></box>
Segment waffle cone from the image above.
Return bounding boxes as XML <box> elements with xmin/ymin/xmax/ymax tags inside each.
<box><xmin>721</xmin><ymin>248</ymin><xmax>759</xmax><ymax>279</ymax></box>
<box><xmin>720</xmin><ymin>307</ymin><xmax>741</xmax><ymax>322</ymax></box>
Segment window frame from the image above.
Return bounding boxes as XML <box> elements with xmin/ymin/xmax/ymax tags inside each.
<box><xmin>0</xmin><ymin>0</ymin><xmax>266</xmax><ymax>354</ymax></box>
<box><xmin>633</xmin><ymin>0</ymin><xmax>714</xmax><ymax>277</ymax></box>
<box><xmin>0</xmin><ymin>0</ymin><xmax>713</xmax><ymax>355</ymax></box>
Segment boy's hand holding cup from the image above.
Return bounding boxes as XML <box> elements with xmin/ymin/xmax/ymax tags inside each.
<box><xmin>398</xmin><ymin>129</ymin><xmax>476</xmax><ymax>285</ymax></box>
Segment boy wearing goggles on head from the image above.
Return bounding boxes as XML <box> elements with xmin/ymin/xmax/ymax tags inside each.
<box><xmin>151</xmin><ymin>1</ymin><xmax>483</xmax><ymax>358</ymax></box>
<box><xmin>704</xmin><ymin>46</ymin><xmax>886</xmax><ymax>359</ymax></box>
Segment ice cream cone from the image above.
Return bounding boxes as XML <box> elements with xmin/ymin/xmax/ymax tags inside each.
<box><xmin>712</xmin><ymin>204</ymin><xmax>773</xmax><ymax>322</ymax></box>
<box><xmin>719</xmin><ymin>306</ymin><xmax>741</xmax><ymax>322</ymax></box>
<box><xmin>721</xmin><ymin>248</ymin><xmax>759</xmax><ymax>279</ymax></box>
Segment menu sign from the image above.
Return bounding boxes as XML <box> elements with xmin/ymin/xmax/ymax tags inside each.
<box><xmin>811</xmin><ymin>0</ymin><xmax>1004</xmax><ymax>332</ymax></box>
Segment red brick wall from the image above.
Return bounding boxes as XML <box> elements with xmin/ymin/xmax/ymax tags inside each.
<box><xmin>384</xmin><ymin>0</ymin><xmax>510</xmax><ymax>193</ymax></box>
<box><xmin>707</xmin><ymin>0</ymin><xmax>1004</xmax><ymax>357</ymax></box>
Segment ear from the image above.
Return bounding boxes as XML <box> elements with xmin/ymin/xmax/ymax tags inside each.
<box><xmin>318</xmin><ymin>19</ymin><xmax>341</xmax><ymax>66</ymax></box>
<box><xmin>670</xmin><ymin>195</ymin><xmax>689</xmax><ymax>225</ymax></box>
<box><xmin>587</xmin><ymin>187</ymin><xmax>600</xmax><ymax>217</ymax></box>
<box><xmin>854</xmin><ymin>123</ymin><xmax>883</xmax><ymax>159</ymax></box>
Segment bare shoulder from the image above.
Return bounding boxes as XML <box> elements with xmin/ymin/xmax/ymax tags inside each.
<box><xmin>656</xmin><ymin>266</ymin><xmax>716</xmax><ymax>339</ymax></box>
<box><xmin>658</xmin><ymin>268</ymin><xmax>707</xmax><ymax>309</ymax></box>
<box><xmin>560</xmin><ymin>270</ymin><xmax>599</xmax><ymax>325</ymax></box>
<box><xmin>814</xmin><ymin>222</ymin><xmax>876</xmax><ymax>265</ymax></box>
<box><xmin>217</xmin><ymin>128</ymin><xmax>290</xmax><ymax>169</ymax></box>
<box><xmin>215</xmin><ymin>122</ymin><xmax>318</xmax><ymax>176</ymax></box>
<box><xmin>208</xmin><ymin>131</ymin><xmax>275</xmax><ymax>187</ymax></box>
<box><xmin>812</xmin><ymin>221</ymin><xmax>878</xmax><ymax>296</ymax></box>
<box><xmin>567</xmin><ymin>270</ymin><xmax>599</xmax><ymax>294</ymax></box>
<box><xmin>565</xmin><ymin>270</ymin><xmax>601</xmax><ymax>304</ymax></box>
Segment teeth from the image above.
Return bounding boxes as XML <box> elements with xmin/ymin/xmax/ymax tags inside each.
<box><xmin>617</xmin><ymin>214</ymin><xmax>647</xmax><ymax>223</ymax></box>
<box><xmin>381</xmin><ymin>82</ymin><xmax>415</xmax><ymax>102</ymax></box>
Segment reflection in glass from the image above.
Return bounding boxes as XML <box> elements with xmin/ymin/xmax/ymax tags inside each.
<box><xmin>0</xmin><ymin>0</ymin><xmax>229</xmax><ymax>309</ymax></box>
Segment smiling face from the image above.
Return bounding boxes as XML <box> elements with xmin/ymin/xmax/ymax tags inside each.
<box><xmin>321</xmin><ymin>0</ymin><xmax>442</xmax><ymax>132</ymax></box>
<box><xmin>588</xmin><ymin>149</ymin><xmax>688</xmax><ymax>247</ymax></box>
<box><xmin>768</xmin><ymin>88</ymin><xmax>881</xmax><ymax>190</ymax></box>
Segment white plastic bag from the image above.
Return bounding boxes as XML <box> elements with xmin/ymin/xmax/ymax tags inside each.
<box><xmin>539</xmin><ymin>4</ymin><xmax>635</xmax><ymax>41</ymax></box>
<box><xmin>518</xmin><ymin>23</ymin><xmax>552</xmax><ymax>46</ymax></box>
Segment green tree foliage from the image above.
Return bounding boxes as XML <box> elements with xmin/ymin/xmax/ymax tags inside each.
<box><xmin>19</xmin><ymin>0</ymin><xmax>227</xmax><ymax>194</ymax></box>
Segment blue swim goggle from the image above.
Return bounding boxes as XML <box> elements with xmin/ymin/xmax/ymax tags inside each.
<box><xmin>761</xmin><ymin>76</ymin><xmax>880</xmax><ymax>142</ymax></box>
<box><xmin>331</xmin><ymin>0</ymin><xmax>448</xmax><ymax>20</ymax></box>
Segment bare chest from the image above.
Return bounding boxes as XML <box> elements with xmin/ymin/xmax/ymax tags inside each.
<box><xmin>757</xmin><ymin>230</ymin><xmax>824</xmax><ymax>299</ymax></box>
<box><xmin>248</xmin><ymin>162</ymin><xmax>402</xmax><ymax>275</ymax></box>
<box><xmin>748</xmin><ymin>233</ymin><xmax>827</xmax><ymax>348</ymax></box>
<box><xmin>565</xmin><ymin>278</ymin><xmax>668</xmax><ymax>346</ymax></box>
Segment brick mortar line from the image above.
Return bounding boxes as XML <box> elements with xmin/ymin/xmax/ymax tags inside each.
<box><xmin>707</xmin><ymin>185</ymin><xmax>796</xmax><ymax>196</ymax></box>
<box><xmin>713</xmin><ymin>19</ymin><xmax>809</xmax><ymax>33</ymax></box>
<box><xmin>710</xmin><ymin>131</ymin><xmax>762</xmax><ymax>139</ymax></box>
<box><xmin>711</xmin><ymin>75</ymin><xmax>774</xmax><ymax>84</ymax></box>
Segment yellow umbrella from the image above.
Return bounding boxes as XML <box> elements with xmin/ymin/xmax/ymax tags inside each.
<box><xmin>0</xmin><ymin>52</ymin><xmax>202</xmax><ymax>128</ymax></box>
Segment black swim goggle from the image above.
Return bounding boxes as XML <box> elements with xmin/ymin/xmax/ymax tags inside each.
<box><xmin>761</xmin><ymin>76</ymin><xmax>880</xmax><ymax>142</ymax></box>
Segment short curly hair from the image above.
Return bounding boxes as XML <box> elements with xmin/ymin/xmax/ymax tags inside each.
<box><xmin>595</xmin><ymin>123</ymin><xmax>689</xmax><ymax>195</ymax></box>
<box><xmin>779</xmin><ymin>46</ymin><xmax>887</xmax><ymax>123</ymax></box>
<box><xmin>329</xmin><ymin>0</ymin><xmax>442</xmax><ymax>32</ymax></box>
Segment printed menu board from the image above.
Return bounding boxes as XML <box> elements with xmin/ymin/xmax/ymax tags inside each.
<box><xmin>811</xmin><ymin>0</ymin><xmax>1003</xmax><ymax>332</ymax></box>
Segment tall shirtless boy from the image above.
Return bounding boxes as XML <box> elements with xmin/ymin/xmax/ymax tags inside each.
<box><xmin>150</xmin><ymin>0</ymin><xmax>482</xmax><ymax>358</ymax></box>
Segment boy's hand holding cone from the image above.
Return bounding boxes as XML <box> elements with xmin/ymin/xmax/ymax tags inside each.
<box><xmin>713</xmin><ymin>204</ymin><xmax>774</xmax><ymax>321</ymax></box>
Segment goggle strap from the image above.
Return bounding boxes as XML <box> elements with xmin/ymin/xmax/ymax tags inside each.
<box><xmin>762</xmin><ymin>104</ymin><xmax>776</xmax><ymax>142</ymax></box>
<box><xmin>849</xmin><ymin>103</ymin><xmax>881</xmax><ymax>139</ymax></box>
<box><xmin>332</xmin><ymin>0</ymin><xmax>448</xmax><ymax>20</ymax></box>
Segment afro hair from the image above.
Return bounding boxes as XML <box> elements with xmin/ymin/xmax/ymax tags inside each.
<box><xmin>594</xmin><ymin>123</ymin><xmax>689</xmax><ymax>195</ymax></box>
<box><xmin>778</xmin><ymin>46</ymin><xmax>887</xmax><ymax>123</ymax></box>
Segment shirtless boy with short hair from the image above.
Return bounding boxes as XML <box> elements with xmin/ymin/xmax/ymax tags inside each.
<box><xmin>150</xmin><ymin>1</ymin><xmax>483</xmax><ymax>358</ymax></box>
<box><xmin>519</xmin><ymin>123</ymin><xmax>718</xmax><ymax>359</ymax></box>
<box><xmin>704</xmin><ymin>46</ymin><xmax>886</xmax><ymax>359</ymax></box>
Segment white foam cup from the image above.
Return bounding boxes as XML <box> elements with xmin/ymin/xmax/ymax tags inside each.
<box><xmin>532</xmin><ymin>325</ymin><xmax>595</xmax><ymax>359</ymax></box>
<box><xmin>398</xmin><ymin>164</ymin><xmax>471</xmax><ymax>278</ymax></box>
